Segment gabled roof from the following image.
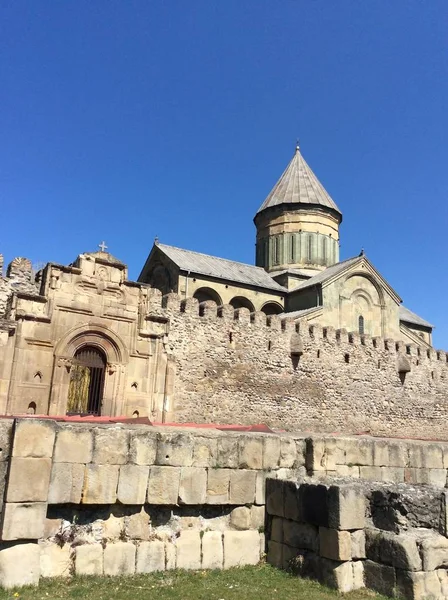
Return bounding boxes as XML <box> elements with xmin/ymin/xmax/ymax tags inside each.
<box><xmin>156</xmin><ymin>244</ymin><xmax>287</xmax><ymax>293</ymax></box>
<box><xmin>256</xmin><ymin>145</ymin><xmax>342</xmax><ymax>217</ymax></box>
<box><xmin>399</xmin><ymin>305</ymin><xmax>433</xmax><ymax>329</ymax></box>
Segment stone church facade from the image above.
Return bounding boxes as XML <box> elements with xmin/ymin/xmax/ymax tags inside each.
<box><xmin>0</xmin><ymin>145</ymin><xmax>439</xmax><ymax>429</ymax></box>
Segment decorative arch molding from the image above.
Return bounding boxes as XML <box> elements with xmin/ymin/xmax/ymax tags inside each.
<box><xmin>193</xmin><ymin>287</ymin><xmax>223</xmax><ymax>306</ymax></box>
<box><xmin>229</xmin><ymin>296</ymin><xmax>256</xmax><ymax>313</ymax></box>
<box><xmin>54</xmin><ymin>322</ymin><xmax>129</xmax><ymax>365</ymax></box>
<box><xmin>343</xmin><ymin>271</ymin><xmax>386</xmax><ymax>307</ymax></box>
<box><xmin>349</xmin><ymin>288</ymin><xmax>375</xmax><ymax>308</ymax></box>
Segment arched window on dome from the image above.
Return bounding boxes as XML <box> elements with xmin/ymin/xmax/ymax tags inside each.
<box><xmin>358</xmin><ymin>315</ymin><xmax>365</xmax><ymax>335</ymax></box>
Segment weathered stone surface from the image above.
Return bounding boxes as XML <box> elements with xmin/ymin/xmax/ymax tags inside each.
<box><xmin>283</xmin><ymin>520</ymin><xmax>318</xmax><ymax>552</ymax></box>
<box><xmin>93</xmin><ymin>428</ymin><xmax>129</xmax><ymax>464</ymax></box>
<box><xmin>373</xmin><ymin>439</ymin><xmax>406</xmax><ymax>467</ymax></box>
<box><xmin>75</xmin><ymin>544</ymin><xmax>103</xmax><ymax>575</ymax></box>
<box><xmin>239</xmin><ymin>436</ymin><xmax>263</xmax><ymax>470</ymax></box>
<box><xmin>396</xmin><ymin>569</ymin><xmax>443</xmax><ymax>600</ymax></box>
<box><xmin>48</xmin><ymin>462</ymin><xmax>85</xmax><ymax>504</ymax></box>
<box><xmin>351</xmin><ymin>530</ymin><xmax>366</xmax><ymax>559</ymax></box>
<box><xmin>364</xmin><ymin>560</ymin><xmax>396</xmax><ymax>597</ymax></box>
<box><xmin>175</xmin><ymin>531</ymin><xmax>201</xmax><ymax>570</ymax></box>
<box><xmin>178</xmin><ymin>467</ymin><xmax>207</xmax><ymax>504</ymax></box>
<box><xmin>279</xmin><ymin>437</ymin><xmax>298</xmax><ymax>468</ymax></box>
<box><xmin>206</xmin><ymin>468</ymin><xmax>229</xmax><ymax>504</ymax></box>
<box><xmin>192</xmin><ymin>436</ymin><xmax>217</xmax><ymax>467</ymax></box>
<box><xmin>284</xmin><ymin>480</ymin><xmax>301</xmax><ymax>522</ymax></box>
<box><xmin>301</xmin><ymin>483</ymin><xmax>329</xmax><ymax>527</ymax></box>
<box><xmin>319</xmin><ymin>527</ymin><xmax>351</xmax><ymax>561</ymax></box>
<box><xmin>0</xmin><ymin>421</ymin><xmax>13</xmax><ymax>462</ymax></box>
<box><xmin>129</xmin><ymin>431</ymin><xmax>157</xmax><ymax>465</ymax></box>
<box><xmin>255</xmin><ymin>471</ymin><xmax>266</xmax><ymax>506</ymax></box>
<box><xmin>381</xmin><ymin>466</ymin><xmax>405</xmax><ymax>483</ymax></box>
<box><xmin>104</xmin><ymin>542</ymin><xmax>136</xmax><ymax>576</ymax></box>
<box><xmin>44</xmin><ymin>517</ymin><xmax>62</xmax><ymax>538</ymax></box>
<box><xmin>420</xmin><ymin>533</ymin><xmax>448</xmax><ymax>571</ymax></box>
<box><xmin>202</xmin><ymin>531</ymin><xmax>223</xmax><ymax>569</ymax></box>
<box><xmin>365</xmin><ymin>528</ymin><xmax>422</xmax><ymax>571</ymax></box>
<box><xmin>266</xmin><ymin>478</ymin><xmax>284</xmax><ymax>517</ymax></box>
<box><xmin>156</xmin><ymin>433</ymin><xmax>193</xmax><ymax>467</ymax></box>
<box><xmin>370</xmin><ymin>486</ymin><xmax>442</xmax><ymax>532</ymax></box>
<box><xmin>263</xmin><ymin>436</ymin><xmax>281</xmax><ymax>469</ymax></box>
<box><xmin>117</xmin><ymin>465</ymin><xmax>149</xmax><ymax>504</ymax></box>
<box><xmin>53</xmin><ymin>427</ymin><xmax>93</xmax><ymax>463</ymax></box>
<box><xmin>359</xmin><ymin>466</ymin><xmax>382</xmax><ymax>481</ymax></box>
<box><xmin>147</xmin><ymin>466</ymin><xmax>180</xmax><ymax>504</ymax></box>
<box><xmin>103</xmin><ymin>514</ymin><xmax>125</xmax><ymax>540</ymax></box>
<box><xmin>82</xmin><ymin>464</ymin><xmax>119</xmax><ymax>503</ymax></box>
<box><xmin>217</xmin><ymin>436</ymin><xmax>239</xmax><ymax>468</ymax></box>
<box><xmin>136</xmin><ymin>540</ymin><xmax>165</xmax><ymax>573</ymax></box>
<box><xmin>166</xmin><ymin>541</ymin><xmax>176</xmax><ymax>570</ymax></box>
<box><xmin>251</xmin><ymin>505</ymin><xmax>265</xmax><ymax>530</ymax></box>
<box><xmin>344</xmin><ymin>438</ymin><xmax>374</xmax><ymax>467</ymax></box>
<box><xmin>126</xmin><ymin>508</ymin><xmax>150</xmax><ymax>540</ymax></box>
<box><xmin>223</xmin><ymin>530</ymin><xmax>260</xmax><ymax>568</ymax></box>
<box><xmin>6</xmin><ymin>457</ymin><xmax>52</xmax><ymax>502</ymax></box>
<box><xmin>229</xmin><ymin>469</ymin><xmax>256</xmax><ymax>504</ymax></box>
<box><xmin>39</xmin><ymin>541</ymin><xmax>71</xmax><ymax>578</ymax></box>
<box><xmin>270</xmin><ymin>517</ymin><xmax>284</xmax><ymax>543</ymax></box>
<box><xmin>12</xmin><ymin>420</ymin><xmax>56</xmax><ymax>459</ymax></box>
<box><xmin>320</xmin><ymin>557</ymin><xmax>354</xmax><ymax>593</ymax></box>
<box><xmin>328</xmin><ymin>485</ymin><xmax>365</xmax><ymax>530</ymax></box>
<box><xmin>0</xmin><ymin>542</ymin><xmax>40</xmax><ymax>588</ymax></box>
<box><xmin>267</xmin><ymin>540</ymin><xmax>283</xmax><ymax>568</ymax></box>
<box><xmin>230</xmin><ymin>507</ymin><xmax>251</xmax><ymax>530</ymax></box>
<box><xmin>1</xmin><ymin>502</ymin><xmax>46</xmax><ymax>540</ymax></box>
<box><xmin>352</xmin><ymin>561</ymin><xmax>364</xmax><ymax>590</ymax></box>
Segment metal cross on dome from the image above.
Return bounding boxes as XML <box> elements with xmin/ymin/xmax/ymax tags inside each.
<box><xmin>98</xmin><ymin>241</ymin><xmax>108</xmax><ymax>252</ymax></box>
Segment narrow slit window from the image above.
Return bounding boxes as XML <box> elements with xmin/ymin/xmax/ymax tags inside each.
<box><xmin>358</xmin><ymin>315</ymin><xmax>365</xmax><ymax>335</ymax></box>
<box><xmin>307</xmin><ymin>235</ymin><xmax>312</xmax><ymax>262</ymax></box>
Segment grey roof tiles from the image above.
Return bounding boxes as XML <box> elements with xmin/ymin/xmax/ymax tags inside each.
<box><xmin>399</xmin><ymin>305</ymin><xmax>433</xmax><ymax>329</ymax></box>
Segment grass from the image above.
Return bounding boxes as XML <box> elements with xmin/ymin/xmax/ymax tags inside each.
<box><xmin>0</xmin><ymin>565</ymin><xmax>389</xmax><ymax>600</ymax></box>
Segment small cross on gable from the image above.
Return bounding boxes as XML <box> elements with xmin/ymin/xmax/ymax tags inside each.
<box><xmin>98</xmin><ymin>241</ymin><xmax>108</xmax><ymax>252</ymax></box>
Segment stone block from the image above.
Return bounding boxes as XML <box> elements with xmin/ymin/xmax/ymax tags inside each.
<box><xmin>230</xmin><ymin>507</ymin><xmax>251</xmax><ymax>530</ymax></box>
<box><xmin>129</xmin><ymin>431</ymin><xmax>157</xmax><ymax>465</ymax></box>
<box><xmin>0</xmin><ymin>542</ymin><xmax>40</xmax><ymax>588</ymax></box>
<box><xmin>335</xmin><ymin>464</ymin><xmax>360</xmax><ymax>478</ymax></box>
<box><xmin>82</xmin><ymin>464</ymin><xmax>119</xmax><ymax>503</ymax></box>
<box><xmin>364</xmin><ymin>560</ymin><xmax>396</xmax><ymax>597</ymax></box>
<box><xmin>409</xmin><ymin>442</ymin><xmax>444</xmax><ymax>469</ymax></box>
<box><xmin>175</xmin><ymin>531</ymin><xmax>201</xmax><ymax>570</ymax></box>
<box><xmin>279</xmin><ymin>437</ymin><xmax>298</xmax><ymax>468</ymax></box>
<box><xmin>373</xmin><ymin>440</ymin><xmax>406</xmax><ymax>467</ymax></box>
<box><xmin>6</xmin><ymin>457</ymin><xmax>52</xmax><ymax>502</ymax></box>
<box><xmin>147</xmin><ymin>466</ymin><xmax>180</xmax><ymax>504</ymax></box>
<box><xmin>397</xmin><ymin>569</ymin><xmax>443</xmax><ymax>600</ymax></box>
<box><xmin>93</xmin><ymin>428</ymin><xmax>129</xmax><ymax>464</ymax></box>
<box><xmin>306</xmin><ymin>437</ymin><xmax>337</xmax><ymax>472</ymax></box>
<box><xmin>156</xmin><ymin>433</ymin><xmax>193</xmax><ymax>467</ymax></box>
<box><xmin>104</xmin><ymin>542</ymin><xmax>136</xmax><ymax>576</ymax></box>
<box><xmin>301</xmin><ymin>483</ymin><xmax>329</xmax><ymax>527</ymax></box>
<box><xmin>103</xmin><ymin>514</ymin><xmax>125</xmax><ymax>540</ymax></box>
<box><xmin>320</xmin><ymin>557</ymin><xmax>354</xmax><ymax>593</ymax></box>
<box><xmin>366</xmin><ymin>529</ymin><xmax>422</xmax><ymax>571</ymax></box>
<box><xmin>255</xmin><ymin>471</ymin><xmax>266</xmax><ymax>505</ymax></box>
<box><xmin>206</xmin><ymin>468</ymin><xmax>229</xmax><ymax>504</ymax></box>
<box><xmin>381</xmin><ymin>466</ymin><xmax>405</xmax><ymax>483</ymax></box>
<box><xmin>266</xmin><ymin>478</ymin><xmax>284</xmax><ymax>517</ymax></box>
<box><xmin>271</xmin><ymin>517</ymin><xmax>283</xmax><ymax>543</ymax></box>
<box><xmin>328</xmin><ymin>485</ymin><xmax>365</xmax><ymax>530</ymax></box>
<box><xmin>44</xmin><ymin>517</ymin><xmax>62</xmax><ymax>538</ymax></box>
<box><xmin>251</xmin><ymin>505</ymin><xmax>265</xmax><ymax>530</ymax></box>
<box><xmin>284</xmin><ymin>480</ymin><xmax>301</xmax><ymax>522</ymax></box>
<box><xmin>117</xmin><ymin>465</ymin><xmax>149</xmax><ymax>504</ymax></box>
<box><xmin>351</xmin><ymin>530</ymin><xmax>366</xmax><ymax>559</ymax></box>
<box><xmin>420</xmin><ymin>534</ymin><xmax>448</xmax><ymax>570</ymax></box>
<box><xmin>239</xmin><ymin>436</ymin><xmax>263</xmax><ymax>469</ymax></box>
<box><xmin>136</xmin><ymin>540</ymin><xmax>165</xmax><ymax>572</ymax></box>
<box><xmin>0</xmin><ymin>421</ymin><xmax>13</xmax><ymax>462</ymax></box>
<box><xmin>192</xmin><ymin>436</ymin><xmax>217</xmax><ymax>467</ymax></box>
<box><xmin>202</xmin><ymin>531</ymin><xmax>223</xmax><ymax>569</ymax></box>
<box><xmin>263</xmin><ymin>436</ymin><xmax>280</xmax><ymax>469</ymax></box>
<box><xmin>428</xmin><ymin>468</ymin><xmax>447</xmax><ymax>487</ymax></box>
<box><xmin>39</xmin><ymin>541</ymin><xmax>71</xmax><ymax>578</ymax></box>
<box><xmin>75</xmin><ymin>544</ymin><xmax>103</xmax><ymax>575</ymax></box>
<box><xmin>126</xmin><ymin>508</ymin><xmax>150</xmax><ymax>540</ymax></box>
<box><xmin>267</xmin><ymin>540</ymin><xmax>282</xmax><ymax>568</ymax></box>
<box><xmin>359</xmin><ymin>466</ymin><xmax>382</xmax><ymax>481</ymax></box>
<box><xmin>217</xmin><ymin>436</ymin><xmax>239</xmax><ymax>468</ymax></box>
<box><xmin>352</xmin><ymin>561</ymin><xmax>364</xmax><ymax>590</ymax></box>
<box><xmin>223</xmin><ymin>530</ymin><xmax>260</xmax><ymax>568</ymax></box>
<box><xmin>12</xmin><ymin>419</ymin><xmax>56</xmax><ymax>458</ymax></box>
<box><xmin>1</xmin><ymin>502</ymin><xmax>47</xmax><ymax>540</ymax></box>
<box><xmin>178</xmin><ymin>467</ymin><xmax>207</xmax><ymax>504</ymax></box>
<box><xmin>53</xmin><ymin>427</ymin><xmax>93</xmax><ymax>463</ymax></box>
<box><xmin>283</xmin><ymin>520</ymin><xmax>318</xmax><ymax>552</ymax></box>
<box><xmin>48</xmin><ymin>462</ymin><xmax>85</xmax><ymax>504</ymax></box>
<box><xmin>229</xmin><ymin>469</ymin><xmax>256</xmax><ymax>504</ymax></box>
<box><xmin>319</xmin><ymin>527</ymin><xmax>351</xmax><ymax>560</ymax></box>
<box><xmin>344</xmin><ymin>438</ymin><xmax>374</xmax><ymax>466</ymax></box>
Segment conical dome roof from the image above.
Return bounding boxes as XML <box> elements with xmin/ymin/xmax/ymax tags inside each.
<box><xmin>256</xmin><ymin>145</ymin><xmax>342</xmax><ymax>217</ymax></box>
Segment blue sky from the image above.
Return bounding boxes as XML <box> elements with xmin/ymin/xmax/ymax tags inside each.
<box><xmin>1</xmin><ymin>1</ymin><xmax>447</xmax><ymax>346</ymax></box>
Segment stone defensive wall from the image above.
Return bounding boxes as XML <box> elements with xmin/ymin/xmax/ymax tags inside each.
<box><xmin>152</xmin><ymin>291</ymin><xmax>448</xmax><ymax>440</ymax></box>
<box><xmin>1</xmin><ymin>417</ymin><xmax>448</xmax><ymax>597</ymax></box>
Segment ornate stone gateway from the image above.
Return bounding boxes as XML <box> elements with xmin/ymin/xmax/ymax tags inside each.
<box><xmin>67</xmin><ymin>346</ymin><xmax>105</xmax><ymax>415</ymax></box>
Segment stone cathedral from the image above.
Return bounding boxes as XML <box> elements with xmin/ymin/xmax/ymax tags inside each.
<box><xmin>0</xmin><ymin>145</ymin><xmax>435</xmax><ymax>421</ymax></box>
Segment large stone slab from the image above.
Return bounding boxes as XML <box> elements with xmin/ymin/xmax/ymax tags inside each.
<box><xmin>365</xmin><ymin>528</ymin><xmax>422</xmax><ymax>571</ymax></box>
<box><xmin>175</xmin><ymin>531</ymin><xmax>201</xmax><ymax>570</ymax></box>
<box><xmin>6</xmin><ymin>457</ymin><xmax>52</xmax><ymax>502</ymax></box>
<box><xmin>117</xmin><ymin>465</ymin><xmax>149</xmax><ymax>504</ymax></box>
<box><xmin>229</xmin><ymin>470</ymin><xmax>256</xmax><ymax>504</ymax></box>
<box><xmin>129</xmin><ymin>431</ymin><xmax>157</xmax><ymax>465</ymax></box>
<box><xmin>136</xmin><ymin>540</ymin><xmax>165</xmax><ymax>573</ymax></box>
<box><xmin>206</xmin><ymin>468</ymin><xmax>230</xmax><ymax>504</ymax></box>
<box><xmin>48</xmin><ymin>462</ymin><xmax>85</xmax><ymax>504</ymax></box>
<box><xmin>178</xmin><ymin>467</ymin><xmax>207</xmax><ymax>504</ymax></box>
<box><xmin>156</xmin><ymin>433</ymin><xmax>193</xmax><ymax>467</ymax></box>
<box><xmin>239</xmin><ymin>436</ymin><xmax>263</xmax><ymax>470</ymax></box>
<box><xmin>283</xmin><ymin>520</ymin><xmax>318</xmax><ymax>552</ymax></box>
<box><xmin>147</xmin><ymin>466</ymin><xmax>180</xmax><ymax>504</ymax></box>
<box><xmin>12</xmin><ymin>420</ymin><xmax>56</xmax><ymax>459</ymax></box>
<box><xmin>1</xmin><ymin>502</ymin><xmax>47</xmax><ymax>540</ymax></box>
<box><xmin>364</xmin><ymin>560</ymin><xmax>396</xmax><ymax>597</ymax></box>
<box><xmin>93</xmin><ymin>428</ymin><xmax>129</xmax><ymax>464</ymax></box>
<box><xmin>319</xmin><ymin>527</ymin><xmax>351</xmax><ymax>561</ymax></box>
<box><xmin>223</xmin><ymin>531</ymin><xmax>260</xmax><ymax>568</ymax></box>
<box><xmin>39</xmin><ymin>541</ymin><xmax>71</xmax><ymax>578</ymax></box>
<box><xmin>0</xmin><ymin>542</ymin><xmax>40</xmax><ymax>588</ymax></box>
<box><xmin>328</xmin><ymin>485</ymin><xmax>365</xmax><ymax>530</ymax></box>
<box><xmin>82</xmin><ymin>464</ymin><xmax>119</xmax><ymax>503</ymax></box>
<box><xmin>75</xmin><ymin>544</ymin><xmax>104</xmax><ymax>575</ymax></box>
<box><xmin>53</xmin><ymin>427</ymin><xmax>93</xmax><ymax>463</ymax></box>
<box><xmin>202</xmin><ymin>531</ymin><xmax>223</xmax><ymax>569</ymax></box>
<box><xmin>104</xmin><ymin>542</ymin><xmax>136</xmax><ymax>576</ymax></box>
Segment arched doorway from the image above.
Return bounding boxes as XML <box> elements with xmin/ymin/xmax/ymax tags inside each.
<box><xmin>229</xmin><ymin>296</ymin><xmax>255</xmax><ymax>312</ymax></box>
<box><xmin>67</xmin><ymin>346</ymin><xmax>106</xmax><ymax>415</ymax></box>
